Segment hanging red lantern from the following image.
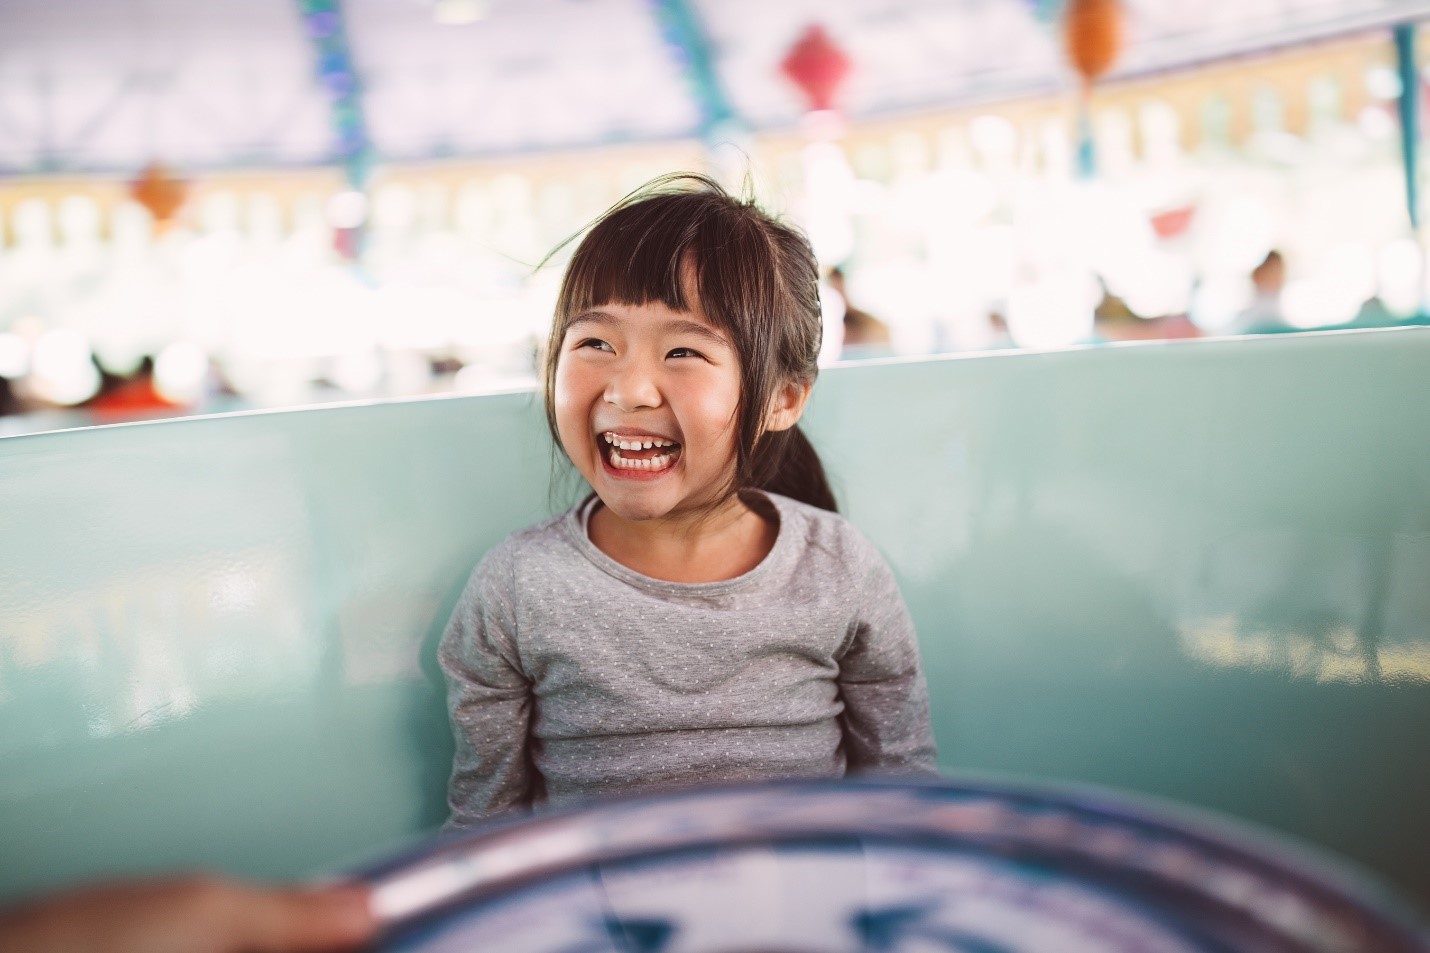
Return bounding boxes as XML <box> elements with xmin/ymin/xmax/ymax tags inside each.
<box><xmin>1150</xmin><ymin>204</ymin><xmax>1196</xmax><ymax>240</ymax></box>
<box><xmin>1063</xmin><ymin>0</ymin><xmax>1123</xmax><ymax>89</ymax></box>
<box><xmin>780</xmin><ymin>24</ymin><xmax>851</xmax><ymax>113</ymax></box>
<box><xmin>129</xmin><ymin>163</ymin><xmax>188</xmax><ymax>225</ymax></box>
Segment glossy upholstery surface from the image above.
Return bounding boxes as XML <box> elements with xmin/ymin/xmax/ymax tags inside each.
<box><xmin>1</xmin><ymin>328</ymin><xmax>1427</xmax><ymax>908</ymax></box>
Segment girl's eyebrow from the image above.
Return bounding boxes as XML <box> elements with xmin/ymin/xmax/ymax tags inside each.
<box><xmin>569</xmin><ymin>311</ymin><xmax>730</xmax><ymax>349</ymax></box>
<box><xmin>664</xmin><ymin>319</ymin><xmax>731</xmax><ymax>349</ymax></box>
<box><xmin>567</xmin><ymin>310</ymin><xmax>621</xmax><ymax>331</ymax></box>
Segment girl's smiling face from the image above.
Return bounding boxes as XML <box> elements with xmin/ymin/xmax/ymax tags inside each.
<box><xmin>554</xmin><ymin>297</ymin><xmax>743</xmax><ymax>523</ymax></box>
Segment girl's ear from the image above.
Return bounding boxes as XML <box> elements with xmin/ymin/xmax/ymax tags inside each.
<box><xmin>764</xmin><ymin>378</ymin><xmax>812</xmax><ymax>433</ymax></box>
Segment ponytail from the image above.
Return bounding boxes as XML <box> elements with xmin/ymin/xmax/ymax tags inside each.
<box><xmin>750</xmin><ymin>424</ymin><xmax>837</xmax><ymax>513</ymax></box>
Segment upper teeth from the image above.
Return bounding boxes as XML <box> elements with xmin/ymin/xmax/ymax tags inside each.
<box><xmin>603</xmin><ymin>433</ymin><xmax>677</xmax><ymax>450</ymax></box>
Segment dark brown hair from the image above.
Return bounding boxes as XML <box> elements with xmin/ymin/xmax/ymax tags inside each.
<box><xmin>542</xmin><ymin>173</ymin><xmax>837</xmax><ymax>512</ymax></box>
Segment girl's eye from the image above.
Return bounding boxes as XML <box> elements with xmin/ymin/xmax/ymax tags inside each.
<box><xmin>667</xmin><ymin>347</ymin><xmax>703</xmax><ymax>360</ymax></box>
<box><xmin>576</xmin><ymin>338</ymin><xmax>614</xmax><ymax>353</ymax></box>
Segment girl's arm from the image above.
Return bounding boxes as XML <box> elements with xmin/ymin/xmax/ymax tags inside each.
<box><xmin>836</xmin><ymin>553</ymin><xmax>940</xmax><ymax>776</ymax></box>
<box><xmin>438</xmin><ymin>550</ymin><xmax>538</xmax><ymax>827</ymax></box>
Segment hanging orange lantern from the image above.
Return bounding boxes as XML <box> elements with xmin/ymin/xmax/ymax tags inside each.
<box><xmin>780</xmin><ymin>24</ymin><xmax>851</xmax><ymax>113</ymax></box>
<box><xmin>129</xmin><ymin>163</ymin><xmax>188</xmax><ymax>225</ymax></box>
<box><xmin>1063</xmin><ymin>0</ymin><xmax>1123</xmax><ymax>89</ymax></box>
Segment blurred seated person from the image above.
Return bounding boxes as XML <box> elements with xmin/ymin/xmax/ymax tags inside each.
<box><xmin>0</xmin><ymin>874</ymin><xmax>374</xmax><ymax>953</ymax></box>
<box><xmin>828</xmin><ymin>267</ymin><xmax>894</xmax><ymax>360</ymax></box>
<box><xmin>985</xmin><ymin>308</ymin><xmax>1015</xmax><ymax>349</ymax></box>
<box><xmin>86</xmin><ymin>356</ymin><xmax>181</xmax><ymax>423</ymax></box>
<box><xmin>0</xmin><ymin>376</ymin><xmax>22</xmax><ymax>417</ymax></box>
<box><xmin>1354</xmin><ymin>293</ymin><xmax>1395</xmax><ymax>327</ymax></box>
<box><xmin>1231</xmin><ymin>250</ymin><xmax>1287</xmax><ymax>334</ymax></box>
<box><xmin>1092</xmin><ymin>277</ymin><xmax>1145</xmax><ymax>342</ymax></box>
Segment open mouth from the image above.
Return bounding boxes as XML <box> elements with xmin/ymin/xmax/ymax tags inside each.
<box><xmin>600</xmin><ymin>431</ymin><xmax>682</xmax><ymax>474</ymax></box>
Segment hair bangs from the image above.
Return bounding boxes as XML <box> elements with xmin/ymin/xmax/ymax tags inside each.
<box><xmin>557</xmin><ymin>195</ymin><xmax>703</xmax><ymax>322</ymax></box>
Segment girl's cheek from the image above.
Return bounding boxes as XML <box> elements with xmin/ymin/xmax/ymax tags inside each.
<box><xmin>551</xmin><ymin>370</ymin><xmax>590</xmax><ymax>460</ymax></box>
<box><xmin>552</xmin><ymin>355</ymin><xmax>583</xmax><ymax>406</ymax></box>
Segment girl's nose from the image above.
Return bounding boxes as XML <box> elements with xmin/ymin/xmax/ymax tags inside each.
<box><xmin>604</xmin><ymin>357</ymin><xmax>662</xmax><ymax>412</ymax></box>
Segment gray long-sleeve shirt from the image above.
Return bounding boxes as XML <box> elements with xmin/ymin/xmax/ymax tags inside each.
<box><xmin>439</xmin><ymin>490</ymin><xmax>938</xmax><ymax>827</ymax></box>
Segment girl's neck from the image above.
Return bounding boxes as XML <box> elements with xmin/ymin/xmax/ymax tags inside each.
<box><xmin>587</xmin><ymin>492</ymin><xmax>778</xmax><ymax>584</ymax></box>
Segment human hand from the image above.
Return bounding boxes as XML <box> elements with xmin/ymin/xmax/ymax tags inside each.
<box><xmin>0</xmin><ymin>874</ymin><xmax>375</xmax><ymax>953</ymax></box>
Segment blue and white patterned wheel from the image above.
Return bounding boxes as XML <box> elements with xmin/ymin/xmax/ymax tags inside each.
<box><xmin>361</xmin><ymin>779</ymin><xmax>1430</xmax><ymax>953</ymax></box>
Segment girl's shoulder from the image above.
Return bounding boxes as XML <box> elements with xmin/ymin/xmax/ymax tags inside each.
<box><xmin>761</xmin><ymin>489</ymin><xmax>863</xmax><ymax>540</ymax></box>
<box><xmin>465</xmin><ymin>503</ymin><xmax>587</xmax><ymax>587</ymax></box>
<box><xmin>760</xmin><ymin>491</ymin><xmax>889</xmax><ymax>576</ymax></box>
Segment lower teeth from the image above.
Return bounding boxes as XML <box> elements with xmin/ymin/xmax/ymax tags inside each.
<box><xmin>609</xmin><ymin>449</ymin><xmax>677</xmax><ymax>471</ymax></box>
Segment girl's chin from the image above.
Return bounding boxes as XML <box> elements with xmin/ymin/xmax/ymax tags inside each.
<box><xmin>599</xmin><ymin>499</ymin><xmax>678</xmax><ymax>524</ymax></box>
<box><xmin>589</xmin><ymin>465</ymin><xmax>700</xmax><ymax>522</ymax></box>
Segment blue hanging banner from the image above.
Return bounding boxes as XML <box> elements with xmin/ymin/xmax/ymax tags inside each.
<box><xmin>1394</xmin><ymin>23</ymin><xmax>1420</xmax><ymax>231</ymax></box>
<box><xmin>299</xmin><ymin>0</ymin><xmax>374</xmax><ymax>190</ymax></box>
<box><xmin>646</xmin><ymin>0</ymin><xmax>740</xmax><ymax>144</ymax></box>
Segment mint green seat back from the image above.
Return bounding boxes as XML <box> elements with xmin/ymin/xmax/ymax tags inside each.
<box><xmin>1</xmin><ymin>328</ymin><xmax>1427</xmax><ymax>909</ymax></box>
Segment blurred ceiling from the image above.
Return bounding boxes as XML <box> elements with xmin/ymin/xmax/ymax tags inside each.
<box><xmin>0</xmin><ymin>0</ymin><xmax>1427</xmax><ymax>175</ymax></box>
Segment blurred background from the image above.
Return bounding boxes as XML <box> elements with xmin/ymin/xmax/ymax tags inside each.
<box><xmin>1</xmin><ymin>0</ymin><xmax>1428</xmax><ymax>435</ymax></box>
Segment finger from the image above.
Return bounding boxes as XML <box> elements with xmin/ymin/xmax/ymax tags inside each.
<box><xmin>0</xmin><ymin>876</ymin><xmax>241</xmax><ymax>953</ymax></box>
<box><xmin>211</xmin><ymin>882</ymin><xmax>376</xmax><ymax>953</ymax></box>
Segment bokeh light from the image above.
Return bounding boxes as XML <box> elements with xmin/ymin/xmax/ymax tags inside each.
<box><xmin>0</xmin><ymin>335</ymin><xmax>29</xmax><ymax>380</ymax></box>
<box><xmin>30</xmin><ymin>330</ymin><xmax>100</xmax><ymax>406</ymax></box>
<box><xmin>154</xmin><ymin>342</ymin><xmax>211</xmax><ymax>404</ymax></box>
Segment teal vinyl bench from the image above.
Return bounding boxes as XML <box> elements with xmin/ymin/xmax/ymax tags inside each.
<box><xmin>2</xmin><ymin>327</ymin><xmax>1427</xmax><ymax>910</ymax></box>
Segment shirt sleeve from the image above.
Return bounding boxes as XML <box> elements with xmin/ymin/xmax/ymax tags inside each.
<box><xmin>438</xmin><ymin>547</ymin><xmax>538</xmax><ymax>828</ymax></box>
<box><xmin>836</xmin><ymin>546</ymin><xmax>940</xmax><ymax>777</ymax></box>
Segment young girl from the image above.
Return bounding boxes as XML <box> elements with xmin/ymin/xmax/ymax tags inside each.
<box><xmin>439</xmin><ymin>175</ymin><xmax>936</xmax><ymax>826</ymax></box>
